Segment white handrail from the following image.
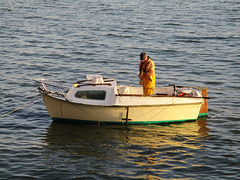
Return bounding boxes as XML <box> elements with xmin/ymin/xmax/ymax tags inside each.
<box><xmin>34</xmin><ymin>79</ymin><xmax>67</xmax><ymax>99</ymax></box>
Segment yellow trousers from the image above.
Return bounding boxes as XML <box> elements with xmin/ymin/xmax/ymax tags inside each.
<box><xmin>142</xmin><ymin>75</ymin><xmax>155</xmax><ymax>95</ymax></box>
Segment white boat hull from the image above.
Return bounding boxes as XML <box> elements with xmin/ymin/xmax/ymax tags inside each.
<box><xmin>41</xmin><ymin>93</ymin><xmax>203</xmax><ymax>124</ymax></box>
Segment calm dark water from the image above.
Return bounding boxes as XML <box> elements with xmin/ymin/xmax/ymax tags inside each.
<box><xmin>0</xmin><ymin>0</ymin><xmax>239</xmax><ymax>179</ymax></box>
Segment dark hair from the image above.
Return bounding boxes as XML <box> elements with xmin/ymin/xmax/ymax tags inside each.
<box><xmin>140</xmin><ymin>52</ymin><xmax>147</xmax><ymax>60</ymax></box>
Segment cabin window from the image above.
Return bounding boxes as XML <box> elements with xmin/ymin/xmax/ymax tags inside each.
<box><xmin>75</xmin><ymin>90</ymin><xmax>106</xmax><ymax>100</ymax></box>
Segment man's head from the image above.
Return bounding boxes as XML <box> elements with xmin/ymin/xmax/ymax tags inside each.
<box><xmin>140</xmin><ymin>52</ymin><xmax>148</xmax><ymax>60</ymax></box>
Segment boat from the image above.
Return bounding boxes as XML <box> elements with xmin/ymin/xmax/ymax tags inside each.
<box><xmin>34</xmin><ymin>75</ymin><xmax>208</xmax><ymax>125</ymax></box>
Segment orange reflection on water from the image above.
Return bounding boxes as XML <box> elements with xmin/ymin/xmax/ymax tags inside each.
<box><xmin>121</xmin><ymin>118</ymin><xmax>209</xmax><ymax>179</ymax></box>
<box><xmin>44</xmin><ymin>118</ymin><xmax>209</xmax><ymax>179</ymax></box>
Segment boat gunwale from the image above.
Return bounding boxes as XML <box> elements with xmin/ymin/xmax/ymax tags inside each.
<box><xmin>117</xmin><ymin>94</ymin><xmax>210</xmax><ymax>99</ymax></box>
<box><xmin>40</xmin><ymin>91</ymin><xmax>204</xmax><ymax>108</ymax></box>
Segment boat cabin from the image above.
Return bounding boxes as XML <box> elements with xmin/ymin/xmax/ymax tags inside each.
<box><xmin>66</xmin><ymin>75</ymin><xmax>202</xmax><ymax>105</ymax></box>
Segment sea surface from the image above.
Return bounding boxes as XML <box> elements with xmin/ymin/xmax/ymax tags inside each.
<box><xmin>0</xmin><ymin>0</ymin><xmax>239</xmax><ymax>179</ymax></box>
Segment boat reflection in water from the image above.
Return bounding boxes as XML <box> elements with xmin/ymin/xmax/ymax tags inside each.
<box><xmin>43</xmin><ymin>117</ymin><xmax>209</xmax><ymax>179</ymax></box>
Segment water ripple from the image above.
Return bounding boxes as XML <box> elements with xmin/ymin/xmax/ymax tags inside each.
<box><xmin>0</xmin><ymin>0</ymin><xmax>239</xmax><ymax>179</ymax></box>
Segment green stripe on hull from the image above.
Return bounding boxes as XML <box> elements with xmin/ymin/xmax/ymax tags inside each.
<box><xmin>52</xmin><ymin>117</ymin><xmax>197</xmax><ymax>125</ymax></box>
<box><xmin>198</xmin><ymin>113</ymin><xmax>208</xmax><ymax>117</ymax></box>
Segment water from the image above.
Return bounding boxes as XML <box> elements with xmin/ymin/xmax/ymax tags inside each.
<box><xmin>0</xmin><ymin>0</ymin><xmax>239</xmax><ymax>179</ymax></box>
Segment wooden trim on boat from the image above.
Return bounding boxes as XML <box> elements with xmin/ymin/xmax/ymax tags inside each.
<box><xmin>116</xmin><ymin>94</ymin><xmax>211</xmax><ymax>99</ymax></box>
<box><xmin>199</xmin><ymin>87</ymin><xmax>208</xmax><ymax>115</ymax></box>
<box><xmin>40</xmin><ymin>92</ymin><xmax>203</xmax><ymax>108</ymax></box>
<box><xmin>76</xmin><ymin>79</ymin><xmax>114</xmax><ymax>84</ymax></box>
<box><xmin>74</xmin><ymin>83</ymin><xmax>112</xmax><ymax>87</ymax></box>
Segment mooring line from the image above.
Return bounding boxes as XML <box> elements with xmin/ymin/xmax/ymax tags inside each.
<box><xmin>207</xmin><ymin>88</ymin><xmax>240</xmax><ymax>91</ymax></box>
<box><xmin>140</xmin><ymin>97</ymin><xmax>183</xmax><ymax>125</ymax></box>
<box><xmin>0</xmin><ymin>100</ymin><xmax>38</xmax><ymax>118</ymax></box>
<box><xmin>174</xmin><ymin>85</ymin><xmax>240</xmax><ymax>91</ymax></box>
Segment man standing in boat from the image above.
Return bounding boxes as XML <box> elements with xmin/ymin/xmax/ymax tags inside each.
<box><xmin>138</xmin><ymin>52</ymin><xmax>155</xmax><ymax>96</ymax></box>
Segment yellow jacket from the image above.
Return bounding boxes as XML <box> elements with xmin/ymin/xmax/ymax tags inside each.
<box><xmin>139</xmin><ymin>57</ymin><xmax>155</xmax><ymax>95</ymax></box>
<box><xmin>139</xmin><ymin>57</ymin><xmax>155</xmax><ymax>81</ymax></box>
